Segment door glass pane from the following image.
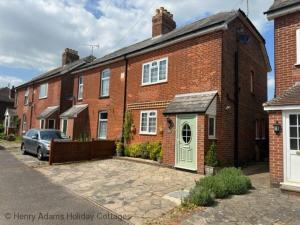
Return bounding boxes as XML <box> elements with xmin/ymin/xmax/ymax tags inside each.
<box><xmin>149</xmin><ymin>117</ymin><xmax>156</xmax><ymax>133</ymax></box>
<box><xmin>290</xmin><ymin>115</ymin><xmax>297</xmax><ymax>125</ymax></box>
<box><xmin>182</xmin><ymin>123</ymin><xmax>191</xmax><ymax>143</ymax></box>
<box><xmin>141</xmin><ymin>113</ymin><xmax>147</xmax><ymax>132</ymax></box>
<box><xmin>290</xmin><ymin>139</ymin><xmax>298</xmax><ymax>150</ymax></box>
<box><xmin>143</xmin><ymin>64</ymin><xmax>150</xmax><ymax>83</ymax></box>
<box><xmin>290</xmin><ymin>127</ymin><xmax>297</xmax><ymax>137</ymax></box>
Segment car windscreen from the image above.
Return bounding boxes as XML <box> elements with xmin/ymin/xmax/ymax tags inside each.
<box><xmin>40</xmin><ymin>131</ymin><xmax>67</xmax><ymax>140</ymax></box>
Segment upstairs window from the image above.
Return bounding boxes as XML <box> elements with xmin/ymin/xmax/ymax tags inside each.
<box><xmin>100</xmin><ymin>69</ymin><xmax>110</xmax><ymax>97</ymax></box>
<box><xmin>297</xmin><ymin>29</ymin><xmax>300</xmax><ymax>65</ymax></box>
<box><xmin>24</xmin><ymin>88</ymin><xmax>29</xmax><ymax>105</ymax></box>
<box><xmin>39</xmin><ymin>83</ymin><xmax>48</xmax><ymax>99</ymax></box>
<box><xmin>142</xmin><ymin>58</ymin><xmax>168</xmax><ymax>85</ymax></box>
<box><xmin>78</xmin><ymin>76</ymin><xmax>84</xmax><ymax>100</ymax></box>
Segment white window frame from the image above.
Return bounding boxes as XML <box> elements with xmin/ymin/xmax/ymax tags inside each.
<box><xmin>142</xmin><ymin>58</ymin><xmax>168</xmax><ymax>86</ymax></box>
<box><xmin>40</xmin><ymin>119</ymin><xmax>46</xmax><ymax>129</ymax></box>
<box><xmin>208</xmin><ymin>115</ymin><xmax>216</xmax><ymax>139</ymax></box>
<box><xmin>48</xmin><ymin>119</ymin><xmax>55</xmax><ymax>129</ymax></box>
<box><xmin>24</xmin><ymin>88</ymin><xmax>29</xmax><ymax>105</ymax></box>
<box><xmin>22</xmin><ymin>114</ymin><xmax>27</xmax><ymax>133</ymax></box>
<box><xmin>297</xmin><ymin>29</ymin><xmax>300</xmax><ymax>65</ymax></box>
<box><xmin>139</xmin><ymin>110</ymin><xmax>157</xmax><ymax>135</ymax></box>
<box><xmin>60</xmin><ymin>119</ymin><xmax>68</xmax><ymax>134</ymax></box>
<box><xmin>98</xmin><ymin>111</ymin><xmax>108</xmax><ymax>139</ymax></box>
<box><xmin>39</xmin><ymin>83</ymin><xmax>48</xmax><ymax>99</ymax></box>
<box><xmin>100</xmin><ymin>69</ymin><xmax>110</xmax><ymax>97</ymax></box>
<box><xmin>78</xmin><ymin>76</ymin><xmax>84</xmax><ymax>100</ymax></box>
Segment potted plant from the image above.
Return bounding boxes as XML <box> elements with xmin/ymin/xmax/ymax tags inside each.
<box><xmin>204</xmin><ymin>142</ymin><xmax>219</xmax><ymax>176</ymax></box>
<box><xmin>115</xmin><ymin>139</ymin><xmax>124</xmax><ymax>157</ymax></box>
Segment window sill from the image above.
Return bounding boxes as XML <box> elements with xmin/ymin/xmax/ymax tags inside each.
<box><xmin>141</xmin><ymin>81</ymin><xmax>167</xmax><ymax>87</ymax></box>
<box><xmin>139</xmin><ymin>132</ymin><xmax>157</xmax><ymax>136</ymax></box>
<box><xmin>39</xmin><ymin>97</ymin><xmax>47</xmax><ymax>100</ymax></box>
<box><xmin>99</xmin><ymin>96</ymin><xmax>110</xmax><ymax>99</ymax></box>
<box><xmin>208</xmin><ymin>137</ymin><xmax>217</xmax><ymax>140</ymax></box>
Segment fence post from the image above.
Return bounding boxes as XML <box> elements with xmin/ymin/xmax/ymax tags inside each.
<box><xmin>49</xmin><ymin>139</ymin><xmax>54</xmax><ymax>165</ymax></box>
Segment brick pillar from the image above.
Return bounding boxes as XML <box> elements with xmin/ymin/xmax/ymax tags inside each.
<box><xmin>197</xmin><ymin>114</ymin><xmax>206</xmax><ymax>174</ymax></box>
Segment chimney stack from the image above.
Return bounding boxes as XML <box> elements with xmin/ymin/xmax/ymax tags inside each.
<box><xmin>62</xmin><ymin>48</ymin><xmax>79</xmax><ymax>66</ymax></box>
<box><xmin>152</xmin><ymin>7</ymin><xmax>176</xmax><ymax>37</ymax></box>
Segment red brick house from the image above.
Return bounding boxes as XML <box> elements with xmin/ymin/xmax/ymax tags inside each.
<box><xmin>264</xmin><ymin>0</ymin><xmax>300</xmax><ymax>191</ymax></box>
<box><xmin>15</xmin><ymin>49</ymin><xmax>94</xmax><ymax>135</ymax></box>
<box><xmin>68</xmin><ymin>8</ymin><xmax>270</xmax><ymax>173</ymax></box>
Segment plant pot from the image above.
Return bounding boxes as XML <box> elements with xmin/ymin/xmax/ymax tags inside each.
<box><xmin>116</xmin><ymin>151</ymin><xmax>123</xmax><ymax>157</ymax></box>
<box><xmin>205</xmin><ymin>165</ymin><xmax>217</xmax><ymax>176</ymax></box>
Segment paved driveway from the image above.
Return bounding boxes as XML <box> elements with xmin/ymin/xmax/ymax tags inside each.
<box><xmin>36</xmin><ymin>159</ymin><xmax>201</xmax><ymax>224</ymax></box>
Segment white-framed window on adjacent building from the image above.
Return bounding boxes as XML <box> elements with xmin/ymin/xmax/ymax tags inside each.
<box><xmin>48</xmin><ymin>119</ymin><xmax>55</xmax><ymax>129</ymax></box>
<box><xmin>40</xmin><ymin>119</ymin><xmax>46</xmax><ymax>129</ymax></box>
<box><xmin>78</xmin><ymin>76</ymin><xmax>84</xmax><ymax>100</ymax></box>
<box><xmin>140</xmin><ymin>110</ymin><xmax>157</xmax><ymax>135</ymax></box>
<box><xmin>39</xmin><ymin>83</ymin><xmax>48</xmax><ymax>99</ymax></box>
<box><xmin>98</xmin><ymin>111</ymin><xmax>108</xmax><ymax>139</ymax></box>
<box><xmin>22</xmin><ymin>114</ymin><xmax>27</xmax><ymax>133</ymax></box>
<box><xmin>24</xmin><ymin>88</ymin><xmax>29</xmax><ymax>105</ymax></box>
<box><xmin>142</xmin><ymin>58</ymin><xmax>168</xmax><ymax>85</ymax></box>
<box><xmin>296</xmin><ymin>29</ymin><xmax>300</xmax><ymax>65</ymax></box>
<box><xmin>60</xmin><ymin>119</ymin><xmax>68</xmax><ymax>135</ymax></box>
<box><xmin>208</xmin><ymin>115</ymin><xmax>216</xmax><ymax>139</ymax></box>
<box><xmin>100</xmin><ymin>69</ymin><xmax>110</xmax><ymax>97</ymax></box>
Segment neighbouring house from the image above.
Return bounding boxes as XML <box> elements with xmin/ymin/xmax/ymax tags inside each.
<box><xmin>0</xmin><ymin>87</ymin><xmax>15</xmax><ymax>122</ymax></box>
<box><xmin>4</xmin><ymin>108</ymin><xmax>17</xmax><ymax>135</ymax></box>
<box><xmin>69</xmin><ymin>8</ymin><xmax>270</xmax><ymax>173</ymax></box>
<box><xmin>15</xmin><ymin>48</ymin><xmax>94</xmax><ymax>135</ymax></box>
<box><xmin>264</xmin><ymin>0</ymin><xmax>300</xmax><ymax>191</ymax></box>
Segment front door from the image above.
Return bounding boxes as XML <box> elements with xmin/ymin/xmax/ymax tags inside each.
<box><xmin>175</xmin><ymin>114</ymin><xmax>197</xmax><ymax>171</ymax></box>
<box><xmin>285</xmin><ymin>112</ymin><xmax>300</xmax><ymax>183</ymax></box>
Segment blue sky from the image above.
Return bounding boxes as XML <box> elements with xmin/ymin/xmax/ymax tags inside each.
<box><xmin>0</xmin><ymin>0</ymin><xmax>275</xmax><ymax>99</ymax></box>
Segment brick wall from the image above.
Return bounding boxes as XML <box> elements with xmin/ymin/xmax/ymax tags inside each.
<box><xmin>268</xmin><ymin>111</ymin><xmax>283</xmax><ymax>186</ymax></box>
<box><xmin>73</xmin><ymin>60</ymin><xmax>126</xmax><ymax>140</ymax></box>
<box><xmin>275</xmin><ymin>12</ymin><xmax>300</xmax><ymax>96</ymax></box>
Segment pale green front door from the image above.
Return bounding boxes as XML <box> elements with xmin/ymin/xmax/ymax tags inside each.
<box><xmin>175</xmin><ymin>114</ymin><xmax>197</xmax><ymax>171</ymax></box>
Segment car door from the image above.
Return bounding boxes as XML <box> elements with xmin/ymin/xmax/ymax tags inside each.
<box><xmin>31</xmin><ymin>130</ymin><xmax>40</xmax><ymax>154</ymax></box>
<box><xmin>23</xmin><ymin>130</ymin><xmax>34</xmax><ymax>153</ymax></box>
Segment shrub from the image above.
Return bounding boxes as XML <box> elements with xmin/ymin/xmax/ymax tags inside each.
<box><xmin>0</xmin><ymin>133</ymin><xmax>5</xmax><ymax>139</ymax></box>
<box><xmin>196</xmin><ymin>176</ymin><xmax>229</xmax><ymax>199</ymax></box>
<box><xmin>124</xmin><ymin>146</ymin><xmax>130</xmax><ymax>157</ymax></box>
<box><xmin>184</xmin><ymin>186</ymin><xmax>215</xmax><ymax>206</ymax></box>
<box><xmin>115</xmin><ymin>139</ymin><xmax>123</xmax><ymax>153</ymax></box>
<box><xmin>216</xmin><ymin>167</ymin><xmax>251</xmax><ymax>195</ymax></box>
<box><xmin>140</xmin><ymin>142</ymin><xmax>149</xmax><ymax>159</ymax></box>
<box><xmin>205</xmin><ymin>142</ymin><xmax>219</xmax><ymax>167</ymax></box>
<box><xmin>148</xmin><ymin>141</ymin><xmax>161</xmax><ymax>160</ymax></box>
<box><xmin>127</xmin><ymin>143</ymin><xmax>142</xmax><ymax>158</ymax></box>
<box><xmin>123</xmin><ymin>111</ymin><xmax>133</xmax><ymax>143</ymax></box>
<box><xmin>6</xmin><ymin>134</ymin><xmax>16</xmax><ymax>141</ymax></box>
<box><xmin>0</xmin><ymin>122</ymin><xmax>4</xmax><ymax>133</ymax></box>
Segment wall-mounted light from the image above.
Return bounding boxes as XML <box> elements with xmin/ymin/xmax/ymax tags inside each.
<box><xmin>273</xmin><ymin>121</ymin><xmax>281</xmax><ymax>135</ymax></box>
<box><xmin>166</xmin><ymin>117</ymin><xmax>174</xmax><ymax>130</ymax></box>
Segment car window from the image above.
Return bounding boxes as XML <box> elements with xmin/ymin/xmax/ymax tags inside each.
<box><xmin>40</xmin><ymin>131</ymin><xmax>67</xmax><ymax>140</ymax></box>
<box><xmin>26</xmin><ymin>130</ymin><xmax>33</xmax><ymax>137</ymax></box>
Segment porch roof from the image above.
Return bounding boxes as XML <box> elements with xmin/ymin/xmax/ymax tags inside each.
<box><xmin>264</xmin><ymin>83</ymin><xmax>300</xmax><ymax>108</ymax></box>
<box><xmin>164</xmin><ymin>91</ymin><xmax>218</xmax><ymax>114</ymax></box>
<box><xmin>60</xmin><ymin>104</ymin><xmax>88</xmax><ymax>118</ymax></box>
<box><xmin>37</xmin><ymin>106</ymin><xmax>59</xmax><ymax>119</ymax></box>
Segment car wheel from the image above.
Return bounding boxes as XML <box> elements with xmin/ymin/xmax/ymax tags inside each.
<box><xmin>21</xmin><ymin>144</ymin><xmax>26</xmax><ymax>155</ymax></box>
<box><xmin>37</xmin><ymin>148</ymin><xmax>44</xmax><ymax>161</ymax></box>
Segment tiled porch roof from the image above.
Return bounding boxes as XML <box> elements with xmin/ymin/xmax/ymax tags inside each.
<box><xmin>164</xmin><ymin>91</ymin><xmax>217</xmax><ymax>114</ymax></box>
<box><xmin>60</xmin><ymin>104</ymin><xmax>88</xmax><ymax>118</ymax></box>
<box><xmin>37</xmin><ymin>106</ymin><xmax>59</xmax><ymax>119</ymax></box>
<box><xmin>264</xmin><ymin>83</ymin><xmax>300</xmax><ymax>107</ymax></box>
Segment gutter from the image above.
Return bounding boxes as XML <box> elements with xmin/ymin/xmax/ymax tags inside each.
<box><xmin>265</xmin><ymin>4</ymin><xmax>300</xmax><ymax>20</ymax></box>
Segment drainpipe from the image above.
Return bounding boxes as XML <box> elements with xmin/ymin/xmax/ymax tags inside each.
<box><xmin>29</xmin><ymin>81</ymin><xmax>35</xmax><ymax>129</ymax></box>
<box><xmin>121</xmin><ymin>55</ymin><xmax>129</xmax><ymax>142</ymax></box>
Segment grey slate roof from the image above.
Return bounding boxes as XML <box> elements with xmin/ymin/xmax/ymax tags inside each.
<box><xmin>75</xmin><ymin>9</ymin><xmax>268</xmax><ymax>72</ymax></box>
<box><xmin>16</xmin><ymin>55</ymin><xmax>95</xmax><ymax>89</ymax></box>
<box><xmin>164</xmin><ymin>91</ymin><xmax>218</xmax><ymax>114</ymax></box>
<box><xmin>60</xmin><ymin>104</ymin><xmax>88</xmax><ymax>118</ymax></box>
<box><xmin>0</xmin><ymin>87</ymin><xmax>14</xmax><ymax>103</ymax></box>
<box><xmin>265</xmin><ymin>0</ymin><xmax>300</xmax><ymax>13</ymax></box>
<box><xmin>264</xmin><ymin>83</ymin><xmax>300</xmax><ymax>107</ymax></box>
<box><xmin>37</xmin><ymin>106</ymin><xmax>59</xmax><ymax>119</ymax></box>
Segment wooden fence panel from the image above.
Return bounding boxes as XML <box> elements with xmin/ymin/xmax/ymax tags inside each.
<box><xmin>49</xmin><ymin>140</ymin><xmax>115</xmax><ymax>165</ymax></box>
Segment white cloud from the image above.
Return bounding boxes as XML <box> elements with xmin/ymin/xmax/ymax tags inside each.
<box><xmin>0</xmin><ymin>75</ymin><xmax>24</xmax><ymax>88</ymax></box>
<box><xmin>0</xmin><ymin>0</ymin><xmax>274</xmax><ymax>72</ymax></box>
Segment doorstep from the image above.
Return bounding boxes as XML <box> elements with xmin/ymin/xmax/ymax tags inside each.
<box><xmin>280</xmin><ymin>182</ymin><xmax>300</xmax><ymax>193</ymax></box>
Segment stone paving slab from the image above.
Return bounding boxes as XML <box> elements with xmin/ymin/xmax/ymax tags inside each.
<box><xmin>36</xmin><ymin>158</ymin><xmax>201</xmax><ymax>224</ymax></box>
<box><xmin>181</xmin><ymin>172</ymin><xmax>300</xmax><ymax>225</ymax></box>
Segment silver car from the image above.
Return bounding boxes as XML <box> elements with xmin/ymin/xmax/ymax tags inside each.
<box><xmin>21</xmin><ymin>129</ymin><xmax>68</xmax><ymax>160</ymax></box>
